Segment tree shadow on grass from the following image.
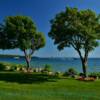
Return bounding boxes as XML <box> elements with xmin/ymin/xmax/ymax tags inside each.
<box><xmin>0</xmin><ymin>72</ymin><xmax>58</xmax><ymax>84</ymax></box>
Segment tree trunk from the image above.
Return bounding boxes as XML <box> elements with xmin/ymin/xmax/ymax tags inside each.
<box><xmin>82</xmin><ymin>58</ymin><xmax>87</xmax><ymax>77</ymax></box>
<box><xmin>77</xmin><ymin>50</ymin><xmax>88</xmax><ymax>77</ymax></box>
<box><xmin>23</xmin><ymin>50</ymin><xmax>31</xmax><ymax>70</ymax></box>
<box><xmin>25</xmin><ymin>56</ymin><xmax>31</xmax><ymax>69</ymax></box>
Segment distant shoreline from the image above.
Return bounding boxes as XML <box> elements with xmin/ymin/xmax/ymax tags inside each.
<box><xmin>0</xmin><ymin>54</ymin><xmax>100</xmax><ymax>59</ymax></box>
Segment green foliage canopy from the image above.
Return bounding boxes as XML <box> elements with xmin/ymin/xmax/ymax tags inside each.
<box><xmin>2</xmin><ymin>16</ymin><xmax>45</xmax><ymax>51</ymax></box>
<box><xmin>0</xmin><ymin>16</ymin><xmax>45</xmax><ymax>68</ymax></box>
<box><xmin>49</xmin><ymin>7</ymin><xmax>99</xmax><ymax>52</ymax></box>
<box><xmin>49</xmin><ymin>7</ymin><xmax>100</xmax><ymax>76</ymax></box>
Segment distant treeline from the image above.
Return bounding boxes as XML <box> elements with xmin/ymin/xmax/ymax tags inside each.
<box><xmin>0</xmin><ymin>54</ymin><xmax>40</xmax><ymax>59</ymax></box>
<box><xmin>0</xmin><ymin>54</ymin><xmax>23</xmax><ymax>58</ymax></box>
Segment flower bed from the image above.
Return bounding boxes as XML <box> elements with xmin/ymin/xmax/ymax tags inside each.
<box><xmin>76</xmin><ymin>77</ymin><xmax>96</xmax><ymax>81</ymax></box>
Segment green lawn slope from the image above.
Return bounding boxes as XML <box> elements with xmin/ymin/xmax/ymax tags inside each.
<box><xmin>0</xmin><ymin>73</ymin><xmax>100</xmax><ymax>100</ymax></box>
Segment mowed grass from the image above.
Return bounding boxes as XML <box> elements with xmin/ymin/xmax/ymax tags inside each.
<box><xmin>0</xmin><ymin>73</ymin><xmax>100</xmax><ymax>100</ymax></box>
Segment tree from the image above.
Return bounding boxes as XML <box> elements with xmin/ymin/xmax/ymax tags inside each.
<box><xmin>0</xmin><ymin>24</ymin><xmax>16</xmax><ymax>50</ymax></box>
<box><xmin>1</xmin><ymin>16</ymin><xmax>45</xmax><ymax>69</ymax></box>
<box><xmin>48</xmin><ymin>7</ymin><xmax>100</xmax><ymax>77</ymax></box>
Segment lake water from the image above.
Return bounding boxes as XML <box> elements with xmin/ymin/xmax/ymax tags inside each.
<box><xmin>0</xmin><ymin>57</ymin><xmax>100</xmax><ymax>72</ymax></box>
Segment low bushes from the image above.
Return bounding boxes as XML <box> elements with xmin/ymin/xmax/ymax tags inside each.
<box><xmin>88</xmin><ymin>72</ymin><xmax>100</xmax><ymax>79</ymax></box>
<box><xmin>76</xmin><ymin>72</ymin><xmax>100</xmax><ymax>81</ymax></box>
<box><xmin>63</xmin><ymin>68</ymin><xmax>77</xmax><ymax>78</ymax></box>
<box><xmin>0</xmin><ymin>62</ymin><xmax>24</xmax><ymax>72</ymax></box>
<box><xmin>0</xmin><ymin>63</ymin><xmax>6</xmax><ymax>71</ymax></box>
<box><xmin>42</xmin><ymin>64</ymin><xmax>52</xmax><ymax>73</ymax></box>
<box><xmin>0</xmin><ymin>62</ymin><xmax>100</xmax><ymax>81</ymax></box>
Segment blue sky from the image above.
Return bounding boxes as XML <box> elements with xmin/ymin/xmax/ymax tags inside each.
<box><xmin>0</xmin><ymin>0</ymin><xmax>100</xmax><ymax>57</ymax></box>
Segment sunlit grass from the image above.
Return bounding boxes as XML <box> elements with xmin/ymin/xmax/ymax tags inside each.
<box><xmin>0</xmin><ymin>73</ymin><xmax>100</xmax><ymax>100</ymax></box>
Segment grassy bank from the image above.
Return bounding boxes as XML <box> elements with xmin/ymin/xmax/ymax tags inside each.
<box><xmin>0</xmin><ymin>72</ymin><xmax>100</xmax><ymax>100</ymax></box>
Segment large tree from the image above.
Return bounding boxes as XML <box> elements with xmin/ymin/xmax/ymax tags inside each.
<box><xmin>1</xmin><ymin>16</ymin><xmax>45</xmax><ymax>69</ymax></box>
<box><xmin>49</xmin><ymin>7</ymin><xmax>100</xmax><ymax>77</ymax></box>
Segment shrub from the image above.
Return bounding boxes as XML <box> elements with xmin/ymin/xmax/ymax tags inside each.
<box><xmin>42</xmin><ymin>64</ymin><xmax>52</xmax><ymax>72</ymax></box>
<box><xmin>79</xmin><ymin>73</ymin><xmax>86</xmax><ymax>78</ymax></box>
<box><xmin>54</xmin><ymin>71</ymin><xmax>62</xmax><ymax>78</ymax></box>
<box><xmin>11</xmin><ymin>65</ymin><xmax>18</xmax><ymax>71</ymax></box>
<box><xmin>63</xmin><ymin>68</ymin><xmax>77</xmax><ymax>78</ymax></box>
<box><xmin>88</xmin><ymin>72</ymin><xmax>100</xmax><ymax>79</ymax></box>
<box><xmin>0</xmin><ymin>63</ymin><xmax>6</xmax><ymax>71</ymax></box>
<box><xmin>9</xmin><ymin>67</ymin><xmax>16</xmax><ymax>71</ymax></box>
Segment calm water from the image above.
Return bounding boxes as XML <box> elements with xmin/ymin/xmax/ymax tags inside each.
<box><xmin>0</xmin><ymin>57</ymin><xmax>100</xmax><ymax>72</ymax></box>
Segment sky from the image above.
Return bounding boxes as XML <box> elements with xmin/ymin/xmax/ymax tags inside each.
<box><xmin>0</xmin><ymin>0</ymin><xmax>100</xmax><ymax>58</ymax></box>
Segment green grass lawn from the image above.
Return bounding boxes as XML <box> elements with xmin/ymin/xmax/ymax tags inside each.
<box><xmin>0</xmin><ymin>73</ymin><xmax>100</xmax><ymax>100</ymax></box>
